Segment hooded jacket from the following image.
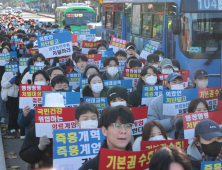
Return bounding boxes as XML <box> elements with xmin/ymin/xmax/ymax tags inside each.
<box><xmin>19</xmin><ymin>57</ymin><xmax>33</xmax><ymax>84</ymax></box>
<box><xmin>129</xmin><ymin>77</ymin><xmax>162</xmax><ymax>107</ymax></box>
<box><xmin>78</xmin><ymin>139</ymin><xmax>132</xmax><ymax>170</ymax></box>
<box><xmin>82</xmin><ymin>85</ymin><xmax>109</xmax><ymax>98</ymax></box>
<box><xmin>101</xmin><ymin>71</ymin><xmax>124</xmax><ymax>80</ymax></box>
<box><xmin>186</xmin><ymin>143</ymin><xmax>202</xmax><ymax>170</ymax></box>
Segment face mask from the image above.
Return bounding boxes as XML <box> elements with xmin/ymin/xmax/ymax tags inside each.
<box><xmin>162</xmin><ymin>68</ymin><xmax>173</xmax><ymax>74</ymax></box>
<box><xmin>110</xmin><ymin>101</ymin><xmax>127</xmax><ymax>107</ymax></box>
<box><xmin>145</xmin><ymin>75</ymin><xmax>157</xmax><ymax>85</ymax></box>
<box><xmin>149</xmin><ymin>135</ymin><xmax>166</xmax><ymax>141</ymax></box>
<box><xmin>107</xmin><ymin>67</ymin><xmax>118</xmax><ymax>77</ymax></box>
<box><xmin>201</xmin><ymin>141</ymin><xmax>222</xmax><ymax>157</ymax></box>
<box><xmin>197</xmin><ymin>80</ymin><xmax>208</xmax><ymax>88</ymax></box>
<box><xmin>159</xmin><ymin>56</ymin><xmax>163</xmax><ymax>61</ymax></box>
<box><xmin>80</xmin><ymin>120</ymin><xmax>98</xmax><ymax>129</ymax></box>
<box><xmin>171</xmin><ymin>84</ymin><xmax>184</xmax><ymax>90</ymax></box>
<box><xmin>35</xmin><ymin>62</ymin><xmax>44</xmax><ymax>66</ymax></box>
<box><xmin>56</xmin><ymin>89</ymin><xmax>68</xmax><ymax>92</ymax></box>
<box><xmin>91</xmin><ymin>83</ymin><xmax>103</xmax><ymax>93</ymax></box>
<box><xmin>152</xmin><ymin>64</ymin><xmax>159</xmax><ymax>69</ymax></box>
<box><xmin>173</xmin><ymin>67</ymin><xmax>179</xmax><ymax>71</ymax></box>
<box><xmin>34</xmin><ymin>81</ymin><xmax>46</xmax><ymax>85</ymax></box>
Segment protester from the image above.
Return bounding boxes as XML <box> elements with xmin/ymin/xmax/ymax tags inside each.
<box><xmin>129</xmin><ymin>59</ymin><xmax>143</xmax><ymax>69</ymax></box>
<box><xmin>96</xmin><ymin>43</ymin><xmax>106</xmax><ymax>51</ymax></box>
<box><xmin>115</xmin><ymin>50</ymin><xmax>127</xmax><ymax>62</ymax></box>
<box><xmin>88</xmin><ymin>49</ymin><xmax>97</xmax><ymax>55</ymax></box>
<box><xmin>83</xmin><ymin>74</ymin><xmax>109</xmax><ymax>98</ymax></box>
<box><xmin>153</xmin><ymin>50</ymin><xmax>164</xmax><ymax>61</ymax></box>
<box><xmin>75</xmin><ymin>103</ymin><xmax>98</xmax><ymax>128</ymax></box>
<box><xmin>158</xmin><ymin>58</ymin><xmax>174</xmax><ymax>74</ymax></box>
<box><xmin>126</xmin><ymin>56</ymin><xmax>137</xmax><ymax>68</ymax></box>
<box><xmin>193</xmin><ymin>68</ymin><xmax>209</xmax><ymax>88</ymax></box>
<box><xmin>73</xmin><ymin>54</ymin><xmax>88</xmax><ymax>73</ymax></box>
<box><xmin>147</xmin><ymin>54</ymin><xmax>159</xmax><ymax>69</ymax></box>
<box><xmin>133</xmin><ymin>120</ymin><xmax>167</xmax><ymax>151</ymax></box>
<box><xmin>48</xmin><ymin>66</ymin><xmax>64</xmax><ymax>80</ymax></box>
<box><xmin>51</xmin><ymin>74</ymin><xmax>69</xmax><ymax>91</ymax></box>
<box><xmin>126</xmin><ymin>42</ymin><xmax>140</xmax><ymax>59</ymax></box>
<box><xmin>102</xmin><ymin>57</ymin><xmax>124</xmax><ymax>80</ymax></box>
<box><xmin>129</xmin><ymin>66</ymin><xmax>162</xmax><ymax>107</ymax></box>
<box><xmin>79</xmin><ymin>105</ymin><xmax>134</xmax><ymax>170</ymax></box>
<box><xmin>29</xmin><ymin>33</ymin><xmax>37</xmax><ymax>42</ymax></box>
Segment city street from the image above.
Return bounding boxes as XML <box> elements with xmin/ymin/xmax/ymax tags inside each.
<box><xmin>20</xmin><ymin>11</ymin><xmax>54</xmax><ymax>23</ymax></box>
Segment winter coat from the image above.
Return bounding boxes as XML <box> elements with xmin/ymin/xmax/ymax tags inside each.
<box><xmin>147</xmin><ymin>94</ymin><xmax>175</xmax><ymax>139</ymax></box>
<box><xmin>129</xmin><ymin>78</ymin><xmax>162</xmax><ymax>107</ymax></box>
<box><xmin>79</xmin><ymin>139</ymin><xmax>132</xmax><ymax>170</ymax></box>
<box><xmin>82</xmin><ymin>85</ymin><xmax>109</xmax><ymax>98</ymax></box>
<box><xmin>1</xmin><ymin>72</ymin><xmax>19</xmax><ymax>99</ymax></box>
<box><xmin>19</xmin><ymin>126</ymin><xmax>53</xmax><ymax>170</ymax></box>
<box><xmin>17</xmin><ymin>109</ymin><xmax>35</xmax><ymax>135</ymax></box>
<box><xmin>101</xmin><ymin>71</ymin><xmax>124</xmax><ymax>80</ymax></box>
<box><xmin>21</xmin><ymin>71</ymin><xmax>30</xmax><ymax>84</ymax></box>
<box><xmin>0</xmin><ymin>66</ymin><xmax>5</xmax><ymax>91</ymax></box>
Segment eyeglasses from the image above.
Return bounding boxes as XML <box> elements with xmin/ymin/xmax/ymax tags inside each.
<box><xmin>112</xmin><ymin>123</ymin><xmax>134</xmax><ymax>130</ymax></box>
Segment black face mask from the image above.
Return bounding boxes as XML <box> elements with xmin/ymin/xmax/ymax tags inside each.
<box><xmin>55</xmin><ymin>89</ymin><xmax>68</xmax><ymax>92</ymax></box>
<box><xmin>201</xmin><ymin>141</ymin><xmax>222</xmax><ymax>157</ymax></box>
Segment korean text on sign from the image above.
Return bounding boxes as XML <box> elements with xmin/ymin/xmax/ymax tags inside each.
<box><xmin>109</xmin><ymin>36</ymin><xmax>129</xmax><ymax>53</ymax></box>
<box><xmin>201</xmin><ymin>161</ymin><xmax>222</xmax><ymax>170</ymax></box>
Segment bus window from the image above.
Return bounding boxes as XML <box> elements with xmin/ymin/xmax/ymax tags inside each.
<box><xmin>65</xmin><ymin>12</ymin><xmax>95</xmax><ymax>26</ymax></box>
<box><xmin>132</xmin><ymin>5</ymin><xmax>141</xmax><ymax>35</ymax></box>
<box><xmin>106</xmin><ymin>11</ymin><xmax>113</xmax><ymax>29</ymax></box>
<box><xmin>142</xmin><ymin>14</ymin><xmax>152</xmax><ymax>37</ymax></box>
<box><xmin>56</xmin><ymin>12</ymin><xmax>60</xmax><ymax>25</ymax></box>
<box><xmin>179</xmin><ymin>13</ymin><xmax>222</xmax><ymax>59</ymax></box>
<box><xmin>152</xmin><ymin>14</ymin><xmax>164</xmax><ymax>38</ymax></box>
<box><xmin>114</xmin><ymin>12</ymin><xmax>122</xmax><ymax>31</ymax></box>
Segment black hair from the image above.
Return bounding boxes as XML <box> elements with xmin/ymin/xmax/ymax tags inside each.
<box><xmin>32</xmin><ymin>70</ymin><xmax>50</xmax><ymax>83</ymax></box>
<box><xmin>141</xmin><ymin>65</ymin><xmax>158</xmax><ymax>77</ymax></box>
<box><xmin>103</xmin><ymin>57</ymin><xmax>119</xmax><ymax>67</ymax></box>
<box><xmin>17</xmin><ymin>34</ymin><xmax>23</xmax><ymax>39</ymax></box>
<box><xmin>88</xmin><ymin>49</ymin><xmax>98</xmax><ymax>55</ymax></box>
<box><xmin>26</xmin><ymin>42</ymin><xmax>34</xmax><ymax>49</ymax></box>
<box><xmin>51</xmin><ymin>57</ymin><xmax>59</xmax><ymax>66</ymax></box>
<box><xmin>115</xmin><ymin>50</ymin><xmax>127</xmax><ymax>58</ymax></box>
<box><xmin>96</xmin><ymin>43</ymin><xmax>106</xmax><ymax>50</ymax></box>
<box><xmin>33</xmin><ymin>53</ymin><xmax>45</xmax><ymax>62</ymax></box>
<box><xmin>2</xmin><ymin>46</ymin><xmax>11</xmax><ymax>52</ymax></box>
<box><xmin>22</xmin><ymin>36</ymin><xmax>29</xmax><ymax>42</ymax></box>
<box><xmin>72</xmin><ymin>46</ymin><xmax>79</xmax><ymax>52</ymax></box>
<box><xmin>97</xmin><ymin>39</ymin><xmax>107</xmax><ymax>46</ymax></box>
<box><xmin>51</xmin><ymin>74</ymin><xmax>69</xmax><ymax>88</ymax></box>
<box><xmin>149</xmin><ymin>147</ymin><xmax>192</xmax><ymax>170</ymax></box>
<box><xmin>2</xmin><ymin>41</ymin><xmax>11</xmax><ymax>49</ymax></box>
<box><xmin>147</xmin><ymin>54</ymin><xmax>159</xmax><ymax>63</ymax></box>
<box><xmin>74</xmin><ymin>54</ymin><xmax>88</xmax><ymax>63</ymax></box>
<box><xmin>171</xmin><ymin>59</ymin><xmax>181</xmax><ymax>70</ymax></box>
<box><xmin>98</xmin><ymin>106</ymin><xmax>134</xmax><ymax>129</ymax></box>
<box><xmin>48</xmin><ymin>66</ymin><xmax>65</xmax><ymax>77</ymax></box>
<box><xmin>29</xmin><ymin>33</ymin><xmax>37</xmax><ymax>38</ymax></box>
<box><xmin>126</xmin><ymin>56</ymin><xmax>137</xmax><ymax>64</ymax></box>
<box><xmin>126</xmin><ymin>42</ymin><xmax>136</xmax><ymax>49</ymax></box>
<box><xmin>188</xmin><ymin>98</ymin><xmax>209</xmax><ymax>113</ymax></box>
<box><xmin>88</xmin><ymin>74</ymin><xmax>103</xmax><ymax>84</ymax></box>
<box><xmin>23</xmin><ymin>53</ymin><xmax>33</xmax><ymax>58</ymax></box>
<box><xmin>129</xmin><ymin>59</ymin><xmax>142</xmax><ymax>68</ymax></box>
<box><xmin>153</xmin><ymin>50</ymin><xmax>164</xmax><ymax>56</ymax></box>
<box><xmin>46</xmin><ymin>25</ymin><xmax>51</xmax><ymax>28</ymax></box>
<box><xmin>72</xmin><ymin>51</ymin><xmax>82</xmax><ymax>60</ymax></box>
<box><xmin>75</xmin><ymin>103</ymin><xmax>98</xmax><ymax>121</ymax></box>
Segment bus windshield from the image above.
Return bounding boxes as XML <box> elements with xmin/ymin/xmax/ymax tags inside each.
<box><xmin>65</xmin><ymin>12</ymin><xmax>95</xmax><ymax>26</ymax></box>
<box><xmin>179</xmin><ymin>13</ymin><xmax>222</xmax><ymax>59</ymax></box>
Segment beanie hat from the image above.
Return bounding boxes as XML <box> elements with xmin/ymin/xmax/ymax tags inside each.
<box><xmin>107</xmin><ymin>86</ymin><xmax>129</xmax><ymax>105</ymax></box>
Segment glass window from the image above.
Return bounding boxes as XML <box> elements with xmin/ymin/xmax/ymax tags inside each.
<box><xmin>114</xmin><ymin>13</ymin><xmax>122</xmax><ymax>31</ymax></box>
<box><xmin>132</xmin><ymin>5</ymin><xmax>141</xmax><ymax>34</ymax></box>
<box><xmin>65</xmin><ymin>12</ymin><xmax>95</xmax><ymax>26</ymax></box>
<box><xmin>142</xmin><ymin>3</ymin><xmax>164</xmax><ymax>13</ymax></box>
<box><xmin>142</xmin><ymin>14</ymin><xmax>152</xmax><ymax>36</ymax></box>
<box><xmin>179</xmin><ymin>13</ymin><xmax>222</xmax><ymax>59</ymax></box>
<box><xmin>152</xmin><ymin>15</ymin><xmax>164</xmax><ymax>38</ymax></box>
<box><xmin>124</xmin><ymin>3</ymin><xmax>132</xmax><ymax>14</ymax></box>
<box><xmin>106</xmin><ymin>11</ymin><xmax>113</xmax><ymax>29</ymax></box>
<box><xmin>126</xmin><ymin>16</ymin><xmax>131</xmax><ymax>33</ymax></box>
<box><xmin>56</xmin><ymin>12</ymin><xmax>60</xmax><ymax>25</ymax></box>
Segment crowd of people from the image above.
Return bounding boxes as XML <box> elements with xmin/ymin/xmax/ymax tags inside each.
<box><xmin>0</xmin><ymin>13</ymin><xmax>221</xmax><ymax>170</ymax></box>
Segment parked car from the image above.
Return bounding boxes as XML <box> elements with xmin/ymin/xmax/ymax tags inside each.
<box><xmin>5</xmin><ymin>7</ymin><xmax>13</xmax><ymax>14</ymax></box>
<box><xmin>15</xmin><ymin>7</ymin><xmax>22</xmax><ymax>13</ymax></box>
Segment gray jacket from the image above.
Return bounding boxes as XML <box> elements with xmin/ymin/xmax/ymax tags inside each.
<box><xmin>147</xmin><ymin>94</ymin><xmax>175</xmax><ymax>139</ymax></box>
<box><xmin>186</xmin><ymin>142</ymin><xmax>202</xmax><ymax>170</ymax></box>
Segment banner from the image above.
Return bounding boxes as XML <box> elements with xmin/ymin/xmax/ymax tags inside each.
<box><xmin>86</xmin><ymin>54</ymin><xmax>101</xmax><ymax>68</ymax></box>
<box><xmin>201</xmin><ymin>161</ymin><xmax>222</xmax><ymax>170</ymax></box>
<box><xmin>183</xmin><ymin>111</ymin><xmax>222</xmax><ymax>143</ymax></box>
<box><xmin>141</xmin><ymin>139</ymin><xmax>188</xmax><ymax>151</ymax></box>
<box><xmin>35</xmin><ymin>107</ymin><xmax>76</xmax><ymax>138</ymax></box>
<box><xmin>19</xmin><ymin>57</ymin><xmax>29</xmax><ymax>73</ymax></box>
<box><xmin>79</xmin><ymin>29</ymin><xmax>96</xmax><ymax>41</ymax></box>
<box><xmin>98</xmin><ymin>50</ymin><xmax>114</xmax><ymax>71</ymax></box>
<box><xmin>131</xmin><ymin>107</ymin><xmax>148</xmax><ymax>135</ymax></box>
<box><xmin>103</xmin><ymin>79</ymin><xmax>133</xmax><ymax>92</ymax></box>
<box><xmin>142</xmin><ymin>85</ymin><xmax>166</xmax><ymax>106</ymax></box>
<box><xmin>19</xmin><ymin>85</ymin><xmax>52</xmax><ymax>109</ymax></box>
<box><xmin>163</xmin><ymin>89</ymin><xmax>199</xmax><ymax>116</ymax></box>
<box><xmin>140</xmin><ymin>43</ymin><xmax>159</xmax><ymax>59</ymax></box>
<box><xmin>108</xmin><ymin>36</ymin><xmax>129</xmax><ymax>53</ymax></box>
<box><xmin>29</xmin><ymin>65</ymin><xmax>44</xmax><ymax>80</ymax></box>
<box><xmin>124</xmin><ymin>68</ymin><xmax>142</xmax><ymax>86</ymax></box>
<box><xmin>71</xmin><ymin>34</ymin><xmax>78</xmax><ymax>46</ymax></box>
<box><xmin>82</xmin><ymin>41</ymin><xmax>101</xmax><ymax>54</ymax></box>
<box><xmin>4</xmin><ymin>64</ymin><xmax>18</xmax><ymax>79</ymax></box>
<box><xmin>99</xmin><ymin>146</ymin><xmax>161</xmax><ymax>170</ymax></box>
<box><xmin>84</xmin><ymin>97</ymin><xmax>109</xmax><ymax>117</ymax></box>
<box><xmin>49</xmin><ymin>56</ymin><xmax>70</xmax><ymax>65</ymax></box>
<box><xmin>0</xmin><ymin>51</ymin><xmax>17</xmax><ymax>66</ymax></box>
<box><xmin>198</xmin><ymin>87</ymin><xmax>222</xmax><ymax>111</ymax></box>
<box><xmin>27</xmin><ymin>48</ymin><xmax>38</xmax><ymax>56</ymax></box>
<box><xmin>42</xmin><ymin>91</ymin><xmax>80</xmax><ymax>107</ymax></box>
<box><xmin>53</xmin><ymin>129</ymin><xmax>105</xmax><ymax>170</ymax></box>
<box><xmin>69</xmin><ymin>73</ymin><xmax>83</xmax><ymax>89</ymax></box>
<box><xmin>38</xmin><ymin>32</ymin><xmax>73</xmax><ymax>58</ymax></box>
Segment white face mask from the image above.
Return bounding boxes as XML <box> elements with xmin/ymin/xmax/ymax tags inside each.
<box><xmin>149</xmin><ymin>135</ymin><xmax>166</xmax><ymax>141</ymax></box>
<box><xmin>152</xmin><ymin>64</ymin><xmax>159</xmax><ymax>69</ymax></box>
<box><xmin>197</xmin><ymin>80</ymin><xmax>208</xmax><ymax>88</ymax></box>
<box><xmin>162</xmin><ymin>68</ymin><xmax>173</xmax><ymax>74</ymax></box>
<box><xmin>145</xmin><ymin>75</ymin><xmax>157</xmax><ymax>85</ymax></box>
<box><xmin>110</xmin><ymin>101</ymin><xmax>127</xmax><ymax>107</ymax></box>
<box><xmin>171</xmin><ymin>84</ymin><xmax>184</xmax><ymax>90</ymax></box>
<box><xmin>91</xmin><ymin>83</ymin><xmax>103</xmax><ymax>93</ymax></box>
<box><xmin>80</xmin><ymin>120</ymin><xmax>98</xmax><ymax>129</ymax></box>
<box><xmin>173</xmin><ymin>67</ymin><xmax>179</xmax><ymax>71</ymax></box>
<box><xmin>35</xmin><ymin>62</ymin><xmax>44</xmax><ymax>66</ymax></box>
<box><xmin>107</xmin><ymin>67</ymin><xmax>118</xmax><ymax>77</ymax></box>
<box><xmin>34</xmin><ymin>81</ymin><xmax>46</xmax><ymax>85</ymax></box>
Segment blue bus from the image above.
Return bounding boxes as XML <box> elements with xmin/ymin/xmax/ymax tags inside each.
<box><xmin>102</xmin><ymin>0</ymin><xmax>222</xmax><ymax>87</ymax></box>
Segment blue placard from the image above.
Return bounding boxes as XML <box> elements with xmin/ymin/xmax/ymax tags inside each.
<box><xmin>118</xmin><ymin>61</ymin><xmax>127</xmax><ymax>72</ymax></box>
<box><xmin>201</xmin><ymin>161</ymin><xmax>222</xmax><ymax>170</ymax></box>
<box><xmin>5</xmin><ymin>64</ymin><xmax>18</xmax><ymax>72</ymax></box>
<box><xmin>84</xmin><ymin>97</ymin><xmax>109</xmax><ymax>110</ymax></box>
<box><xmin>19</xmin><ymin>57</ymin><xmax>29</xmax><ymax>66</ymax></box>
<box><xmin>80</xmin><ymin>29</ymin><xmax>96</xmax><ymax>35</ymax></box>
<box><xmin>80</xmin><ymin>78</ymin><xmax>88</xmax><ymax>90</ymax></box>
<box><xmin>53</xmin><ymin>129</ymin><xmax>105</xmax><ymax>159</ymax></box>
<box><xmin>18</xmin><ymin>25</ymin><xmax>29</xmax><ymax>30</ymax></box>
<box><xmin>14</xmin><ymin>38</ymin><xmax>22</xmax><ymax>43</ymax></box>
<box><xmin>42</xmin><ymin>91</ymin><xmax>80</xmax><ymax>107</ymax></box>
<box><xmin>98</xmin><ymin>50</ymin><xmax>113</xmax><ymax>57</ymax></box>
<box><xmin>47</xmin><ymin>29</ymin><xmax>68</xmax><ymax>34</ymax></box>
<box><xmin>29</xmin><ymin>65</ymin><xmax>44</xmax><ymax>74</ymax></box>
<box><xmin>198</xmin><ymin>0</ymin><xmax>222</xmax><ymax>10</ymax></box>
<box><xmin>142</xmin><ymin>43</ymin><xmax>159</xmax><ymax>53</ymax></box>
<box><xmin>104</xmin><ymin>79</ymin><xmax>133</xmax><ymax>92</ymax></box>
<box><xmin>0</xmin><ymin>51</ymin><xmax>17</xmax><ymax>60</ymax></box>
<box><xmin>68</xmin><ymin>73</ymin><xmax>83</xmax><ymax>82</ymax></box>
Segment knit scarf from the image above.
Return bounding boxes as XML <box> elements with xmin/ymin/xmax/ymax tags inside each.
<box><xmin>198</xmin><ymin>146</ymin><xmax>222</xmax><ymax>161</ymax></box>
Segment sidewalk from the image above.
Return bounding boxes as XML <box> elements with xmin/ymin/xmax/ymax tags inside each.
<box><xmin>37</xmin><ymin>11</ymin><xmax>54</xmax><ymax>19</ymax></box>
